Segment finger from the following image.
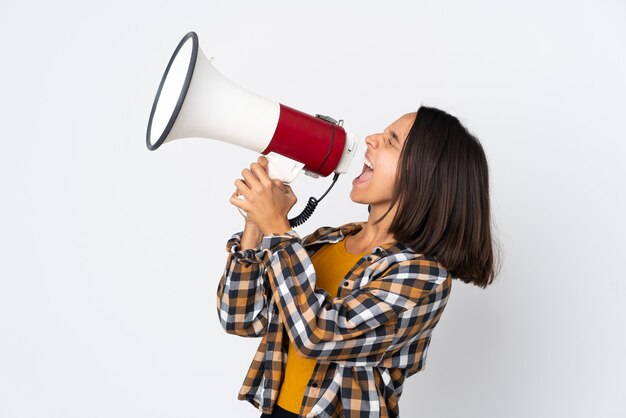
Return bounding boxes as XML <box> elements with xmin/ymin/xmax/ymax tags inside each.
<box><xmin>250</xmin><ymin>162</ymin><xmax>272</xmax><ymax>186</ymax></box>
<box><xmin>241</xmin><ymin>168</ymin><xmax>262</xmax><ymax>190</ymax></box>
<box><xmin>258</xmin><ymin>155</ymin><xmax>269</xmax><ymax>169</ymax></box>
<box><xmin>234</xmin><ymin>178</ymin><xmax>252</xmax><ymax>199</ymax></box>
<box><xmin>229</xmin><ymin>193</ymin><xmax>251</xmax><ymax>211</ymax></box>
<box><xmin>283</xmin><ymin>184</ymin><xmax>297</xmax><ymax>203</ymax></box>
<box><xmin>282</xmin><ymin>183</ymin><xmax>294</xmax><ymax>195</ymax></box>
<box><xmin>231</xmin><ymin>189</ymin><xmax>245</xmax><ymax>200</ymax></box>
<box><xmin>271</xmin><ymin>179</ymin><xmax>287</xmax><ymax>193</ymax></box>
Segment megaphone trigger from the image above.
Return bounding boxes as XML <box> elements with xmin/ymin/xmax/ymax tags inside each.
<box><xmin>264</xmin><ymin>152</ymin><xmax>305</xmax><ymax>184</ymax></box>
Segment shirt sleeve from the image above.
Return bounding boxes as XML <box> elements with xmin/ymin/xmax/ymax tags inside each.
<box><xmin>215</xmin><ymin>228</ymin><xmax>331</xmax><ymax>338</ymax></box>
<box><xmin>215</xmin><ymin>231</ymin><xmax>273</xmax><ymax>337</ymax></box>
<box><xmin>258</xmin><ymin>230</ymin><xmax>451</xmax><ymax>366</ymax></box>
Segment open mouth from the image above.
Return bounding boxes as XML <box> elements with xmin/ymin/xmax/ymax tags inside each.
<box><xmin>354</xmin><ymin>158</ymin><xmax>374</xmax><ymax>183</ymax></box>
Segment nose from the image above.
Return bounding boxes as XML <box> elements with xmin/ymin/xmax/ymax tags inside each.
<box><xmin>364</xmin><ymin>133</ymin><xmax>382</xmax><ymax>150</ymax></box>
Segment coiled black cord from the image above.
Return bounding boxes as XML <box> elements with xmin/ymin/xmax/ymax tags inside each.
<box><xmin>288</xmin><ymin>173</ymin><xmax>340</xmax><ymax>228</ymax></box>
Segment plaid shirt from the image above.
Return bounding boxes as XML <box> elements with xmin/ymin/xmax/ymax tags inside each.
<box><xmin>216</xmin><ymin>222</ymin><xmax>452</xmax><ymax>418</ymax></box>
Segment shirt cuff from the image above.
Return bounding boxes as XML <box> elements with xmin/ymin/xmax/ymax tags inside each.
<box><xmin>226</xmin><ymin>231</ymin><xmax>264</xmax><ymax>265</ymax></box>
<box><xmin>260</xmin><ymin>229</ymin><xmax>300</xmax><ymax>254</ymax></box>
<box><xmin>226</xmin><ymin>229</ymin><xmax>300</xmax><ymax>266</ymax></box>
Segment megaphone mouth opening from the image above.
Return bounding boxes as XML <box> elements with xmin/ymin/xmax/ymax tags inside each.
<box><xmin>146</xmin><ymin>31</ymin><xmax>199</xmax><ymax>151</ymax></box>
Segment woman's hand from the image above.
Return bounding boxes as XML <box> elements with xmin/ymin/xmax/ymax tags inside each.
<box><xmin>229</xmin><ymin>156</ymin><xmax>297</xmax><ymax>236</ymax></box>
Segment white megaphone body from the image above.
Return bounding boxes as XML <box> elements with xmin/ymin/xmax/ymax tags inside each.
<box><xmin>146</xmin><ymin>31</ymin><xmax>360</xmax><ymax>186</ymax></box>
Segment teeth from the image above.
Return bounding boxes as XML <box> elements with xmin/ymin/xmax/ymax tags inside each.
<box><xmin>364</xmin><ymin>158</ymin><xmax>374</xmax><ymax>170</ymax></box>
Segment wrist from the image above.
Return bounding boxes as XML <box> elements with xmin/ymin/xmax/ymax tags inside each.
<box><xmin>244</xmin><ymin>221</ymin><xmax>263</xmax><ymax>235</ymax></box>
<box><xmin>261</xmin><ymin>219</ymin><xmax>291</xmax><ymax>236</ymax></box>
<box><xmin>241</xmin><ymin>223</ymin><xmax>263</xmax><ymax>250</ymax></box>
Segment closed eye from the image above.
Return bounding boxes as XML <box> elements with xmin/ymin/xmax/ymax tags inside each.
<box><xmin>387</xmin><ymin>136</ymin><xmax>399</xmax><ymax>148</ymax></box>
<box><xmin>385</xmin><ymin>130</ymin><xmax>400</xmax><ymax>147</ymax></box>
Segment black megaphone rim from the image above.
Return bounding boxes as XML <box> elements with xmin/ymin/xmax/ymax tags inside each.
<box><xmin>146</xmin><ymin>31</ymin><xmax>199</xmax><ymax>151</ymax></box>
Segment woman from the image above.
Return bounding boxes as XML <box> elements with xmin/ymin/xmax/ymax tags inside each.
<box><xmin>217</xmin><ymin>106</ymin><xmax>496</xmax><ymax>418</ymax></box>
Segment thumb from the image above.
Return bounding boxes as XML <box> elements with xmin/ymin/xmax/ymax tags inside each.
<box><xmin>282</xmin><ymin>183</ymin><xmax>295</xmax><ymax>197</ymax></box>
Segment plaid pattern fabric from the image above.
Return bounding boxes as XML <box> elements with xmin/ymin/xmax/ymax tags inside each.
<box><xmin>216</xmin><ymin>222</ymin><xmax>452</xmax><ymax>418</ymax></box>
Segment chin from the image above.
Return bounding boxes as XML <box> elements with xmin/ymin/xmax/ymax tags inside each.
<box><xmin>349</xmin><ymin>189</ymin><xmax>369</xmax><ymax>205</ymax></box>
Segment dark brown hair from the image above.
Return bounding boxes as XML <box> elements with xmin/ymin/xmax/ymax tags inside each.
<box><xmin>377</xmin><ymin>106</ymin><xmax>498</xmax><ymax>288</ymax></box>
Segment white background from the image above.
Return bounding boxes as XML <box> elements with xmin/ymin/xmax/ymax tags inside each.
<box><xmin>1</xmin><ymin>1</ymin><xmax>625</xmax><ymax>417</ymax></box>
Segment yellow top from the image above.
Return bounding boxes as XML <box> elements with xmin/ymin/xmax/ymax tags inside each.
<box><xmin>276</xmin><ymin>238</ymin><xmax>369</xmax><ymax>414</ymax></box>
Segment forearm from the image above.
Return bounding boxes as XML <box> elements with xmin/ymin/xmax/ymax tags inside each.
<box><xmin>240</xmin><ymin>221</ymin><xmax>263</xmax><ymax>250</ymax></box>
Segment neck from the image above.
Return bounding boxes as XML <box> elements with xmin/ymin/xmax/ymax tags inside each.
<box><xmin>355</xmin><ymin>203</ymin><xmax>397</xmax><ymax>248</ymax></box>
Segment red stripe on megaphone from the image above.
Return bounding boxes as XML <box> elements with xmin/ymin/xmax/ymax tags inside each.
<box><xmin>262</xmin><ymin>104</ymin><xmax>347</xmax><ymax>177</ymax></box>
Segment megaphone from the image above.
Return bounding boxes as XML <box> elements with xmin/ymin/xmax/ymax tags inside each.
<box><xmin>147</xmin><ymin>31</ymin><xmax>359</xmax><ymax>185</ymax></box>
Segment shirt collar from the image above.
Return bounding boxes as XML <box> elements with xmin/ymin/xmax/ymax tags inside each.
<box><xmin>310</xmin><ymin>222</ymin><xmax>415</xmax><ymax>257</ymax></box>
